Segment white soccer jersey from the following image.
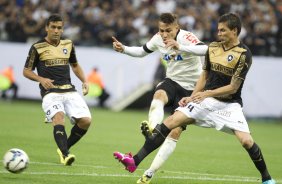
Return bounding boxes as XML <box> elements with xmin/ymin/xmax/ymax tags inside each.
<box><xmin>146</xmin><ymin>29</ymin><xmax>203</xmax><ymax>90</ymax></box>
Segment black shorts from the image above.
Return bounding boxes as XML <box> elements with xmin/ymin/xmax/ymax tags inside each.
<box><xmin>155</xmin><ymin>78</ymin><xmax>192</xmax><ymax>131</ymax></box>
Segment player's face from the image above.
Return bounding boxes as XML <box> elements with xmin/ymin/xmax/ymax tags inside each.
<box><xmin>158</xmin><ymin>22</ymin><xmax>179</xmax><ymax>42</ymax></box>
<box><xmin>45</xmin><ymin>21</ymin><xmax>63</xmax><ymax>44</ymax></box>
<box><xmin>217</xmin><ymin>22</ymin><xmax>237</xmax><ymax>44</ymax></box>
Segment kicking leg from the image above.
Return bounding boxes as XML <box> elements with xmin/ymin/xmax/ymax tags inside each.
<box><xmin>138</xmin><ymin>127</ymin><xmax>183</xmax><ymax>183</ymax></box>
<box><xmin>114</xmin><ymin>111</ymin><xmax>190</xmax><ymax>173</ymax></box>
<box><xmin>148</xmin><ymin>99</ymin><xmax>165</xmax><ymax>128</ymax></box>
<box><xmin>141</xmin><ymin>90</ymin><xmax>167</xmax><ymax>137</ymax></box>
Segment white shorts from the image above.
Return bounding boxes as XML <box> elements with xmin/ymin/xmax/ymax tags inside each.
<box><xmin>42</xmin><ymin>92</ymin><xmax>91</xmax><ymax>123</ymax></box>
<box><xmin>176</xmin><ymin>97</ymin><xmax>250</xmax><ymax>134</ymax></box>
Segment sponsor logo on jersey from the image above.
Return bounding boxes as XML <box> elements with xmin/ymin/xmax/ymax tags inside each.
<box><xmin>211</xmin><ymin>63</ymin><xmax>234</xmax><ymax>76</ymax></box>
<box><xmin>163</xmin><ymin>54</ymin><xmax>183</xmax><ymax>61</ymax></box>
<box><xmin>45</xmin><ymin>59</ymin><xmax>69</xmax><ymax>66</ymax></box>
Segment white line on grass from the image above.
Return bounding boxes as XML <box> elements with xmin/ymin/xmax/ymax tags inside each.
<box><xmin>2</xmin><ymin>161</ymin><xmax>280</xmax><ymax>183</ymax></box>
<box><xmin>29</xmin><ymin>161</ymin><xmax>257</xmax><ymax>179</ymax></box>
<box><xmin>0</xmin><ymin>171</ymin><xmax>275</xmax><ymax>183</ymax></box>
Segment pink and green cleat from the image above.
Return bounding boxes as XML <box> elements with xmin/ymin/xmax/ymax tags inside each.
<box><xmin>113</xmin><ymin>151</ymin><xmax>137</xmax><ymax>173</ymax></box>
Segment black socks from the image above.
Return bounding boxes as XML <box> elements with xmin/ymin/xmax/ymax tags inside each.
<box><xmin>133</xmin><ymin>124</ymin><xmax>171</xmax><ymax>166</ymax></box>
<box><xmin>53</xmin><ymin>125</ymin><xmax>68</xmax><ymax>156</ymax></box>
<box><xmin>246</xmin><ymin>142</ymin><xmax>271</xmax><ymax>182</ymax></box>
<box><xmin>67</xmin><ymin>123</ymin><xmax>87</xmax><ymax>149</ymax></box>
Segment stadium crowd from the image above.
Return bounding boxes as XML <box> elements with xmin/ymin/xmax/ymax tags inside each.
<box><xmin>0</xmin><ymin>0</ymin><xmax>281</xmax><ymax>56</ymax></box>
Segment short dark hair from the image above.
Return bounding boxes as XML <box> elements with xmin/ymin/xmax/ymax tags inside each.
<box><xmin>46</xmin><ymin>14</ymin><xmax>63</xmax><ymax>26</ymax></box>
<box><xmin>159</xmin><ymin>13</ymin><xmax>178</xmax><ymax>25</ymax></box>
<box><xmin>219</xmin><ymin>13</ymin><xmax>241</xmax><ymax>35</ymax></box>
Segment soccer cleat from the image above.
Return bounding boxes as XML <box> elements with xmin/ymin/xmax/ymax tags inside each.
<box><xmin>64</xmin><ymin>154</ymin><xmax>75</xmax><ymax>166</ymax></box>
<box><xmin>44</xmin><ymin>117</ymin><xmax>51</xmax><ymax>124</ymax></box>
<box><xmin>56</xmin><ymin>148</ymin><xmax>75</xmax><ymax>166</ymax></box>
<box><xmin>262</xmin><ymin>179</ymin><xmax>276</xmax><ymax>184</ymax></box>
<box><xmin>140</xmin><ymin>120</ymin><xmax>153</xmax><ymax>138</ymax></box>
<box><xmin>136</xmin><ymin>174</ymin><xmax>152</xmax><ymax>184</ymax></box>
<box><xmin>56</xmin><ymin>148</ymin><xmax>64</xmax><ymax>164</ymax></box>
<box><xmin>113</xmin><ymin>151</ymin><xmax>137</xmax><ymax>173</ymax></box>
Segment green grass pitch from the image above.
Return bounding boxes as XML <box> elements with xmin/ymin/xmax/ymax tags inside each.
<box><xmin>0</xmin><ymin>100</ymin><xmax>281</xmax><ymax>184</ymax></box>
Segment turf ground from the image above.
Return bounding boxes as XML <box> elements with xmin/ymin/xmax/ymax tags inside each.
<box><xmin>0</xmin><ymin>100</ymin><xmax>281</xmax><ymax>184</ymax></box>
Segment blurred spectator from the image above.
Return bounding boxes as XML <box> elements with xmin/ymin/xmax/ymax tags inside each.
<box><xmin>0</xmin><ymin>66</ymin><xmax>18</xmax><ymax>99</ymax></box>
<box><xmin>0</xmin><ymin>0</ymin><xmax>281</xmax><ymax>56</ymax></box>
<box><xmin>87</xmin><ymin>67</ymin><xmax>110</xmax><ymax>108</ymax></box>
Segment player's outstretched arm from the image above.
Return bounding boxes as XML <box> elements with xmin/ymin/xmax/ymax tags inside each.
<box><xmin>112</xmin><ymin>36</ymin><xmax>149</xmax><ymax>57</ymax></box>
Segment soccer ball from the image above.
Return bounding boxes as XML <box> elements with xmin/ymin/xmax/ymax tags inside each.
<box><xmin>3</xmin><ymin>148</ymin><xmax>29</xmax><ymax>173</ymax></box>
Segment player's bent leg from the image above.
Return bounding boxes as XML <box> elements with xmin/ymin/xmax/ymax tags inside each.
<box><xmin>163</xmin><ymin>110</ymin><xmax>192</xmax><ymax>130</ymax></box>
<box><xmin>75</xmin><ymin>117</ymin><xmax>91</xmax><ymax>129</ymax></box>
<box><xmin>114</xmin><ymin>124</ymin><xmax>171</xmax><ymax>173</ymax></box>
<box><xmin>138</xmin><ymin>127</ymin><xmax>183</xmax><ymax>183</ymax></box>
<box><xmin>234</xmin><ymin>131</ymin><xmax>274</xmax><ymax>183</ymax></box>
<box><xmin>148</xmin><ymin>97</ymin><xmax>165</xmax><ymax>128</ymax></box>
<box><xmin>141</xmin><ymin>93</ymin><xmax>167</xmax><ymax>138</ymax></box>
<box><xmin>67</xmin><ymin>117</ymin><xmax>91</xmax><ymax>149</ymax></box>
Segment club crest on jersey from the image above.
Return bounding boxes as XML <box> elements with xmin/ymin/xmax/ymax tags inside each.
<box><xmin>63</xmin><ymin>48</ymin><xmax>68</xmax><ymax>54</ymax></box>
<box><xmin>227</xmin><ymin>55</ymin><xmax>234</xmax><ymax>62</ymax></box>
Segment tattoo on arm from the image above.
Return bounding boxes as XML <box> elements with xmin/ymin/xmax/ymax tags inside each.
<box><xmin>231</xmin><ymin>77</ymin><xmax>243</xmax><ymax>90</ymax></box>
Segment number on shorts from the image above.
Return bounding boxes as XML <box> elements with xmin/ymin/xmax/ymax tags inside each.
<box><xmin>187</xmin><ymin>104</ymin><xmax>194</xmax><ymax>112</ymax></box>
<box><xmin>53</xmin><ymin>104</ymin><xmax>61</xmax><ymax>110</ymax></box>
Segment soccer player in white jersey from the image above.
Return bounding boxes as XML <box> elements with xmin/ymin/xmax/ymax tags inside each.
<box><xmin>112</xmin><ymin>13</ymin><xmax>207</xmax><ymax>183</ymax></box>
<box><xmin>113</xmin><ymin>13</ymin><xmax>276</xmax><ymax>184</ymax></box>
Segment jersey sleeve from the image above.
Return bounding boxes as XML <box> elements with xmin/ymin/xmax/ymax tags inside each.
<box><xmin>144</xmin><ymin>33</ymin><xmax>159</xmax><ymax>53</ymax></box>
<box><xmin>202</xmin><ymin>48</ymin><xmax>210</xmax><ymax>71</ymax></box>
<box><xmin>233</xmin><ymin>50</ymin><xmax>252</xmax><ymax>81</ymax></box>
<box><xmin>24</xmin><ymin>45</ymin><xmax>39</xmax><ymax>70</ymax></box>
<box><xmin>180</xmin><ymin>31</ymin><xmax>202</xmax><ymax>46</ymax></box>
<box><xmin>69</xmin><ymin>43</ymin><xmax>78</xmax><ymax>64</ymax></box>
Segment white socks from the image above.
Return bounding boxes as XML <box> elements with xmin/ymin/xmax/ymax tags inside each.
<box><xmin>148</xmin><ymin>99</ymin><xmax>165</xmax><ymax>128</ymax></box>
<box><xmin>144</xmin><ymin>99</ymin><xmax>175</xmax><ymax>178</ymax></box>
<box><xmin>144</xmin><ymin>137</ymin><xmax>177</xmax><ymax>177</ymax></box>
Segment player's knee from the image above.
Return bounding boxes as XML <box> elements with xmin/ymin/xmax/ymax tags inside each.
<box><xmin>239</xmin><ymin>137</ymin><xmax>254</xmax><ymax>149</ymax></box>
<box><xmin>168</xmin><ymin>127</ymin><xmax>182</xmax><ymax>140</ymax></box>
<box><xmin>153</xmin><ymin>90</ymin><xmax>167</xmax><ymax>101</ymax></box>
<box><xmin>52</xmin><ymin>112</ymin><xmax>65</xmax><ymax>124</ymax></box>
<box><xmin>77</xmin><ymin>117</ymin><xmax>92</xmax><ymax>129</ymax></box>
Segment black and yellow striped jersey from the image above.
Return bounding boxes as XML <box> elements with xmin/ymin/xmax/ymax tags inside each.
<box><xmin>24</xmin><ymin>39</ymin><xmax>78</xmax><ymax>97</ymax></box>
<box><xmin>203</xmin><ymin>41</ymin><xmax>252</xmax><ymax>106</ymax></box>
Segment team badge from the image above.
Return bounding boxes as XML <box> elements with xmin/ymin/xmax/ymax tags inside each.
<box><xmin>63</xmin><ymin>48</ymin><xmax>68</xmax><ymax>54</ymax></box>
<box><xmin>227</xmin><ymin>55</ymin><xmax>234</xmax><ymax>62</ymax></box>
